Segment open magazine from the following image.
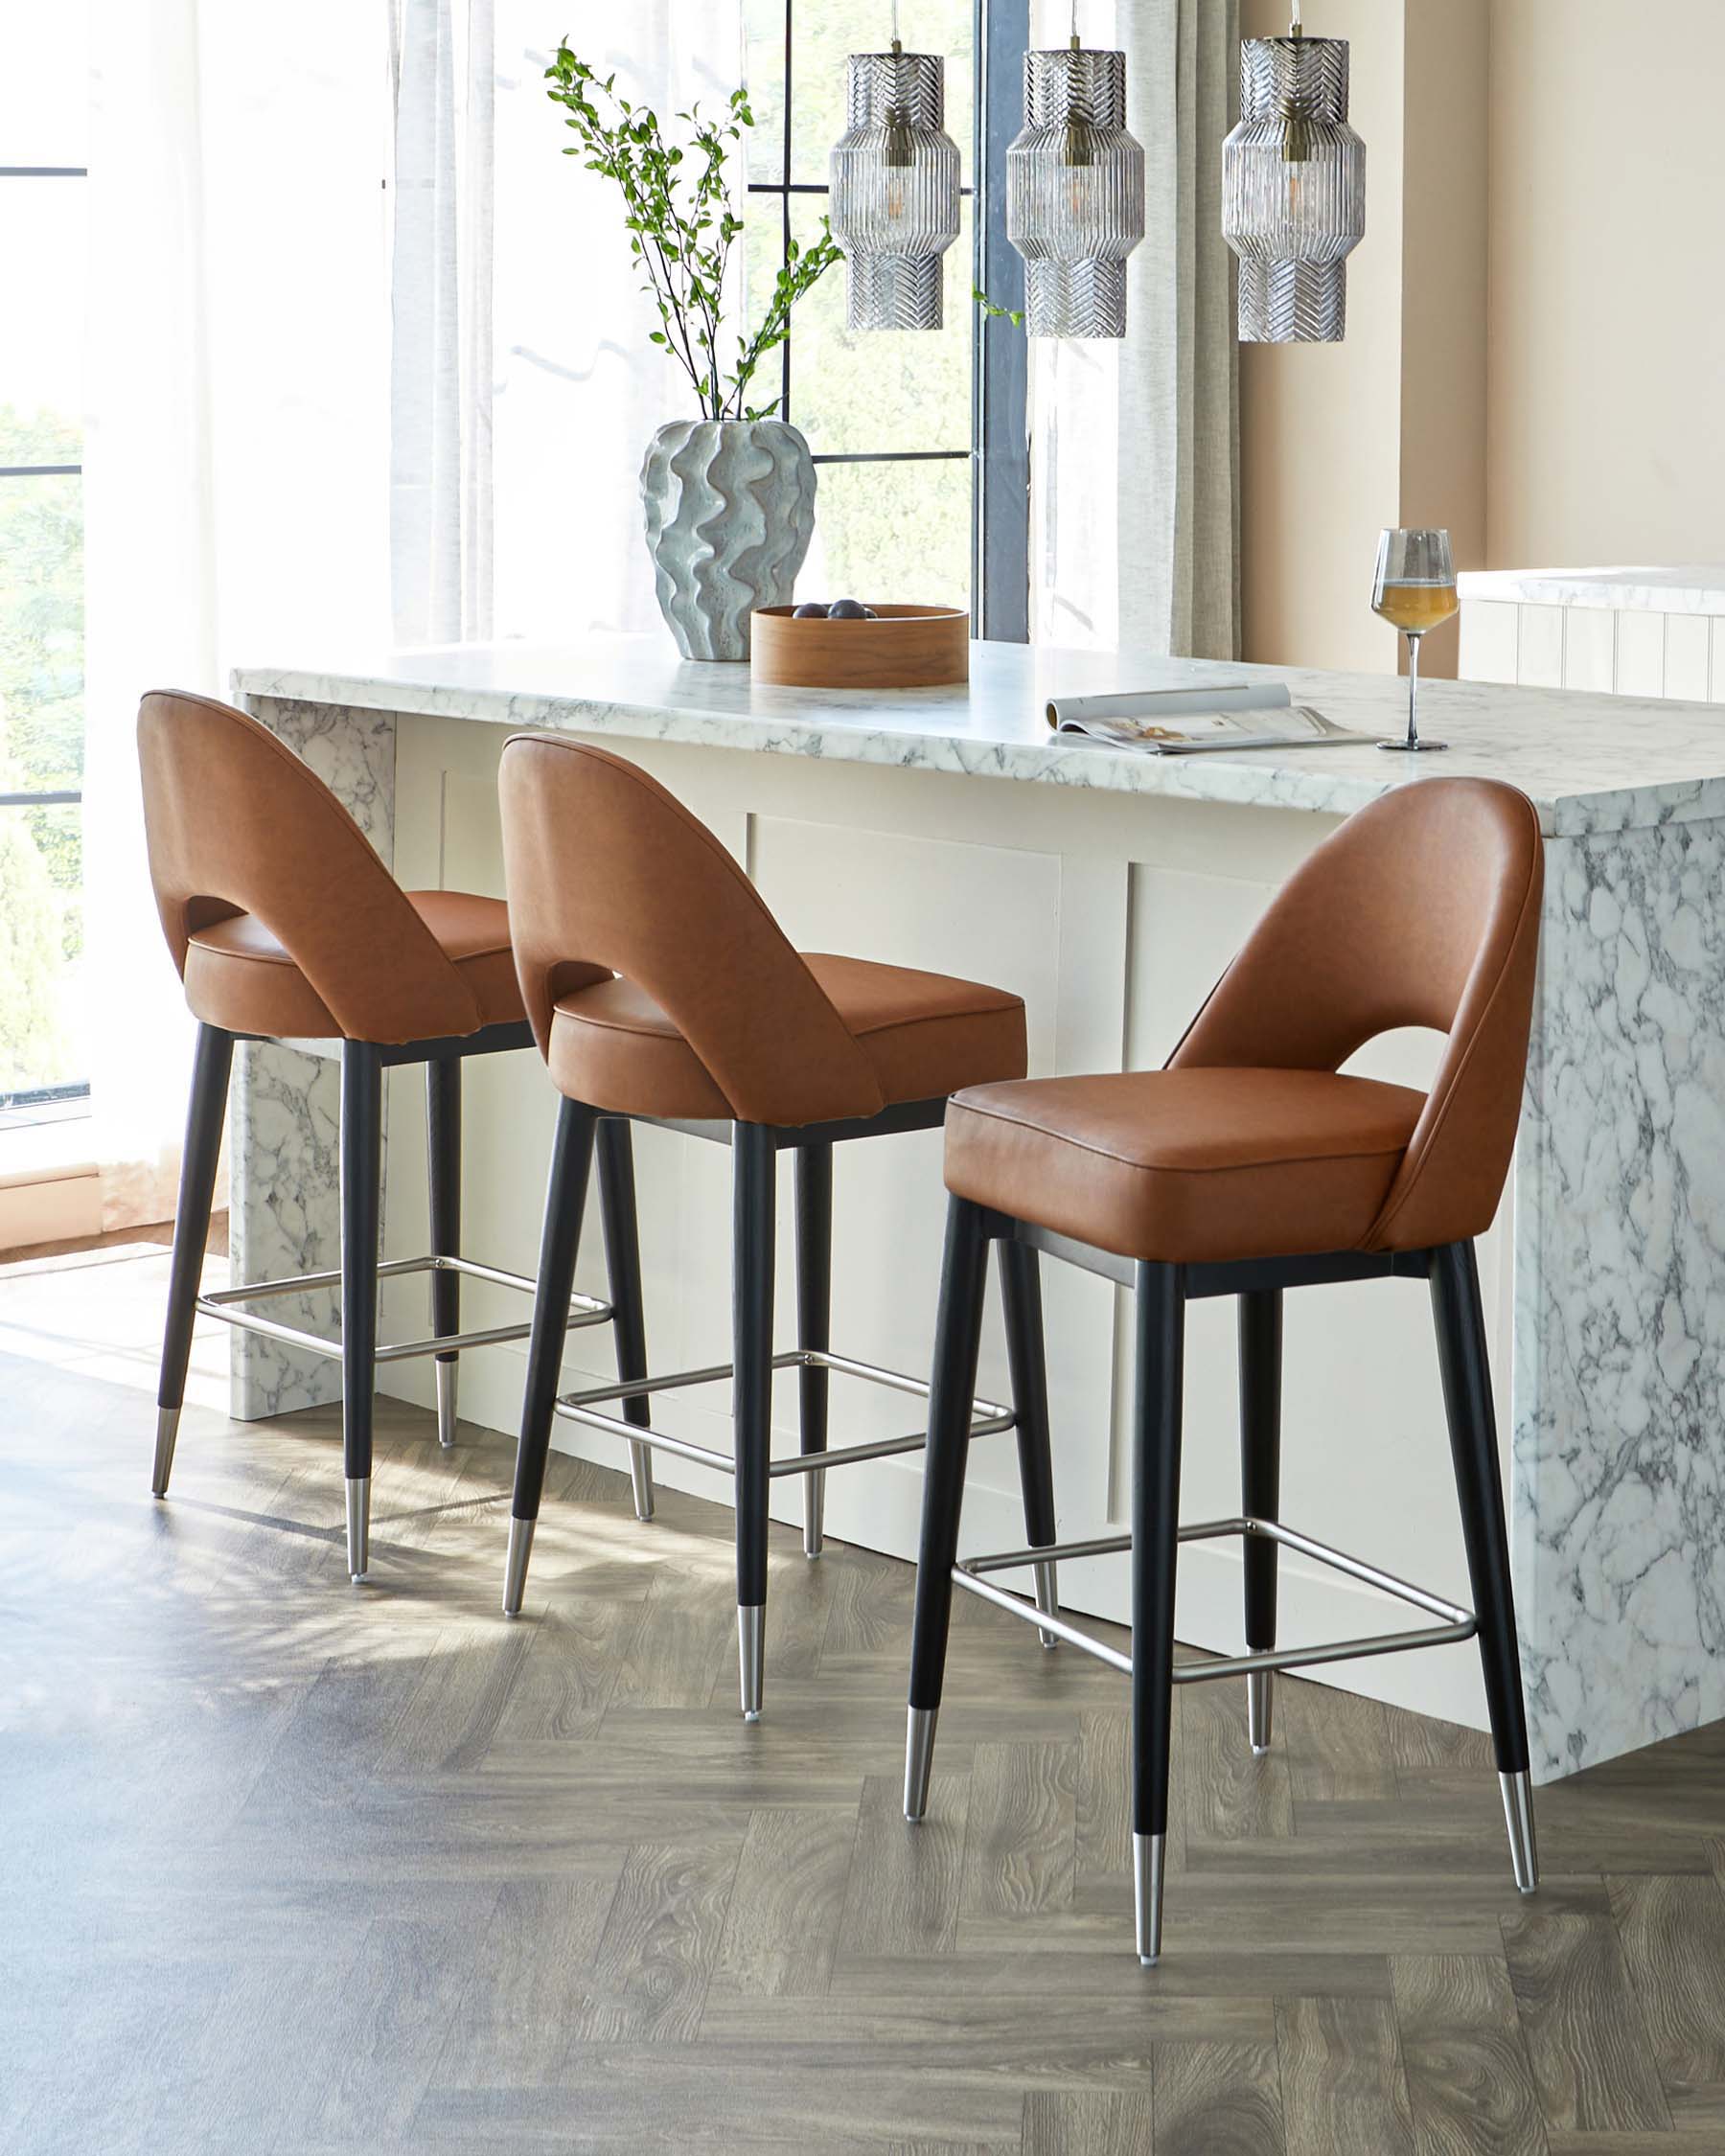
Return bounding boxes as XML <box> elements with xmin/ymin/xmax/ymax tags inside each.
<box><xmin>1046</xmin><ymin>682</ymin><xmax>1370</xmax><ymax>755</ymax></box>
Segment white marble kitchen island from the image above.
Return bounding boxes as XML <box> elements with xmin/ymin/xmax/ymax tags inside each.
<box><xmin>228</xmin><ymin>636</ymin><xmax>1725</xmax><ymax>1781</ymax></box>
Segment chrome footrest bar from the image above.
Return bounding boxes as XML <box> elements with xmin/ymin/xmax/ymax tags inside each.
<box><xmin>952</xmin><ymin>1513</ymin><xmax>1477</xmax><ymax>1683</ymax></box>
<box><xmin>198</xmin><ymin>1250</ymin><xmax>578</xmax><ymax>1305</ymax></box>
<box><xmin>555</xmin><ymin>1411</ymin><xmax>735</xmax><ymax>1476</ymax></box>
<box><xmin>195</xmin><ymin>1251</ymin><xmax>613</xmax><ymax>1367</ymax></box>
<box><xmin>956</xmin><ymin>1571</ymin><xmax>1136</xmax><ymax>1672</ymax></box>
<box><xmin>768</xmin><ymin>1420</ymin><xmax>1012</xmax><ymax>1476</ymax></box>
<box><xmin>553</xmin><ymin>1346</ymin><xmax>1014</xmax><ymax>1482</ymax></box>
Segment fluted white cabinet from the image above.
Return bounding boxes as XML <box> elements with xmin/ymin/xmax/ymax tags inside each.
<box><xmin>1460</xmin><ymin>566</ymin><xmax>1725</xmax><ymax>702</ymax></box>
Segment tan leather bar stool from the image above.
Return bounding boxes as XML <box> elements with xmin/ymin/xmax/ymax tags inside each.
<box><xmin>497</xmin><ymin>735</ymin><xmax>1060</xmax><ymax>1718</ymax></box>
<box><xmin>138</xmin><ymin>691</ymin><xmax>653</xmax><ymax>1581</ymax></box>
<box><xmin>903</xmin><ymin>776</ymin><xmax>1545</xmax><ymax>1965</ymax></box>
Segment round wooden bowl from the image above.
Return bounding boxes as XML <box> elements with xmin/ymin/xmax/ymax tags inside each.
<box><xmin>750</xmin><ymin>604</ymin><xmax>970</xmax><ymax>690</ymax></box>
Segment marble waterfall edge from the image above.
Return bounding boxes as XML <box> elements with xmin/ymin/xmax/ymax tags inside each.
<box><xmin>640</xmin><ymin>419</ymin><xmax>816</xmax><ymax>662</ymax></box>
<box><xmin>1516</xmin><ymin>813</ymin><xmax>1725</xmax><ymax>1777</ymax></box>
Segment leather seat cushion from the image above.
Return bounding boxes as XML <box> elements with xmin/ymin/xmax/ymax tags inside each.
<box><xmin>945</xmin><ymin>1067</ymin><xmax>1427</xmax><ymax>1265</ymax></box>
<box><xmin>184</xmin><ymin>890</ymin><xmax>522</xmax><ymax>1041</ymax></box>
<box><xmin>548</xmin><ymin>952</ymin><xmax>1027</xmax><ymax>1123</ymax></box>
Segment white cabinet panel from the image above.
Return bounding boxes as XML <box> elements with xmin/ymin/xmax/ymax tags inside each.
<box><xmin>1459</xmin><ymin>598</ymin><xmax>1518</xmax><ymax>683</ymax></box>
<box><xmin>1125</xmin><ymin>862</ymin><xmax>1275</xmax><ymax>1070</ymax></box>
<box><xmin>1615</xmin><ymin>609</ymin><xmax>1666</xmax><ymax>697</ymax></box>
<box><xmin>1666</xmin><ymin>614</ymin><xmax>1712</xmax><ymax>704</ymax></box>
<box><xmin>1562</xmin><ymin>608</ymin><xmax>1614</xmax><ymax>694</ymax></box>
<box><xmin>1517</xmin><ymin>604</ymin><xmax>1563</xmax><ymax>687</ymax></box>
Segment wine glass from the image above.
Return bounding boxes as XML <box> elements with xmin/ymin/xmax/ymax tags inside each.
<box><xmin>1371</xmin><ymin>529</ymin><xmax>1457</xmax><ymax>752</ymax></box>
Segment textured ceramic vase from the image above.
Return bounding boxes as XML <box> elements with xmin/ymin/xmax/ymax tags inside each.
<box><xmin>640</xmin><ymin>419</ymin><xmax>816</xmax><ymax>661</ymax></box>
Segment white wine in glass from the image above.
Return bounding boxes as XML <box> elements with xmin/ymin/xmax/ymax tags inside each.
<box><xmin>1372</xmin><ymin>528</ymin><xmax>1457</xmax><ymax>751</ymax></box>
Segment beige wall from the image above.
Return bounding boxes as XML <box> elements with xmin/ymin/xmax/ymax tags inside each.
<box><xmin>1488</xmin><ymin>0</ymin><xmax>1725</xmax><ymax>568</ymax></box>
<box><xmin>1400</xmin><ymin>0</ymin><xmax>1490</xmax><ymax>680</ymax></box>
<box><xmin>1240</xmin><ymin>0</ymin><xmax>1407</xmax><ymax>674</ymax></box>
<box><xmin>1239</xmin><ymin>0</ymin><xmax>1488</xmax><ymax>676</ymax></box>
<box><xmin>1242</xmin><ymin>0</ymin><xmax>1723</xmax><ymax>674</ymax></box>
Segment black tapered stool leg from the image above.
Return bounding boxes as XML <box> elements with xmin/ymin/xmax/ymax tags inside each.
<box><xmin>1000</xmin><ymin>1238</ymin><xmax>1060</xmax><ymax>1647</ymax></box>
<box><xmin>503</xmin><ymin>1098</ymin><xmax>597</xmax><ymax>1615</ymax></box>
<box><xmin>1429</xmin><ymin>1237</ymin><xmax>1538</xmax><ymax>1892</ymax></box>
<box><xmin>1131</xmin><ymin>1260</ymin><xmax>1184</xmax><ymax>1967</ymax></box>
<box><xmin>152</xmin><ymin>1022</ymin><xmax>235</xmax><ymax>1497</ymax></box>
<box><xmin>1238</xmin><ymin>1288</ymin><xmax>1282</xmax><ymax>1754</ymax></box>
<box><xmin>340</xmin><ymin>1041</ymin><xmax>384</xmax><ymax>1581</ymax></box>
<box><xmin>732</xmin><ymin>1122</ymin><xmax>776</xmax><ymax>1719</ymax></box>
<box><xmin>596</xmin><ymin>1116</ymin><xmax>655</xmax><ymax>1522</ymax></box>
<box><xmin>905</xmin><ymin>1197</ymin><xmax>992</xmax><ymax>1819</ymax></box>
<box><xmin>426</xmin><ymin>1055</ymin><xmax>461</xmax><ymax>1450</ymax></box>
<box><xmin>795</xmin><ymin>1141</ymin><xmax>833</xmax><ymax>1559</ymax></box>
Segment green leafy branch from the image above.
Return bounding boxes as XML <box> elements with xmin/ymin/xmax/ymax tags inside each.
<box><xmin>547</xmin><ymin>43</ymin><xmax>842</xmax><ymax>422</ymax></box>
<box><xmin>974</xmin><ymin>285</ymin><xmax>1025</xmax><ymax>329</ymax></box>
<box><xmin>731</xmin><ymin>231</ymin><xmax>845</xmax><ymax>420</ymax></box>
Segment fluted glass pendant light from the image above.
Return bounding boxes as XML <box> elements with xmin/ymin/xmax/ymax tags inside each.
<box><xmin>830</xmin><ymin>4</ymin><xmax>961</xmax><ymax>332</ymax></box>
<box><xmin>1221</xmin><ymin>1</ymin><xmax>1366</xmax><ymax>342</ymax></box>
<box><xmin>1005</xmin><ymin>7</ymin><xmax>1146</xmax><ymax>339</ymax></box>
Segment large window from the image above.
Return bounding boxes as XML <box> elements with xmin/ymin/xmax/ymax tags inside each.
<box><xmin>0</xmin><ymin>12</ymin><xmax>88</xmax><ymax>1129</ymax></box>
<box><xmin>742</xmin><ymin>0</ymin><xmax>1027</xmax><ymax>634</ymax></box>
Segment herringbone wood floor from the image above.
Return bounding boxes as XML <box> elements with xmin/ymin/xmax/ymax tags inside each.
<box><xmin>4</xmin><ymin>1279</ymin><xmax>1725</xmax><ymax>2153</ymax></box>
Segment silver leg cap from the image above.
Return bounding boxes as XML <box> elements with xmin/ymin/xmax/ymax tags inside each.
<box><xmin>904</xmin><ymin>1705</ymin><xmax>938</xmax><ymax>1821</ymax></box>
<box><xmin>628</xmin><ymin>1438</ymin><xmax>656</xmax><ymax>1523</ymax></box>
<box><xmin>1500</xmin><ymin>1769</ymin><xmax>1539</xmax><ymax>1893</ymax></box>
<box><xmin>1134</xmin><ymin>1831</ymin><xmax>1166</xmax><ymax>1967</ymax></box>
<box><xmin>1033</xmin><ymin>1558</ymin><xmax>1060</xmax><ymax>1650</ymax></box>
<box><xmin>1247</xmin><ymin>1668</ymin><xmax>1274</xmax><ymax>1755</ymax></box>
<box><xmin>151</xmin><ymin>1405</ymin><xmax>181</xmax><ymax>1498</ymax></box>
<box><xmin>502</xmin><ymin>1514</ymin><xmax>536</xmax><ymax>1617</ymax></box>
<box><xmin>345</xmin><ymin>1476</ymin><xmax>371</xmax><ymax>1582</ymax></box>
<box><xmin>434</xmin><ymin>1359</ymin><xmax>458</xmax><ymax>1450</ymax></box>
<box><xmin>803</xmin><ymin>1470</ymin><xmax>826</xmax><ymax>1560</ymax></box>
<box><xmin>738</xmin><ymin>1604</ymin><xmax>765</xmax><ymax>1720</ymax></box>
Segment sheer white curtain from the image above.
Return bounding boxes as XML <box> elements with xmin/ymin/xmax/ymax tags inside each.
<box><xmin>1030</xmin><ymin>0</ymin><xmax>1239</xmax><ymax>658</ymax></box>
<box><xmin>391</xmin><ymin>0</ymin><xmax>494</xmax><ymax>644</ymax></box>
<box><xmin>488</xmin><ymin>6</ymin><xmax>745</xmax><ymax>641</ymax></box>
<box><xmin>80</xmin><ymin>1</ymin><xmax>744</xmax><ymax>1224</ymax></box>
<box><xmin>83</xmin><ymin>0</ymin><xmax>391</xmax><ymax>1226</ymax></box>
<box><xmin>389</xmin><ymin>5</ymin><xmax>746</xmax><ymax>646</ymax></box>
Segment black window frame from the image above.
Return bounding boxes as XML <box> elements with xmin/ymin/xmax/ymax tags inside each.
<box><xmin>745</xmin><ymin>0</ymin><xmax>1029</xmax><ymax>641</ymax></box>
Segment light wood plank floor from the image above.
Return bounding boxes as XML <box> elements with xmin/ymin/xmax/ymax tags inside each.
<box><xmin>4</xmin><ymin>1315</ymin><xmax>1725</xmax><ymax>2152</ymax></box>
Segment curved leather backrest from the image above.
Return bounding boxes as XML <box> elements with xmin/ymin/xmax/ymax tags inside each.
<box><xmin>1169</xmin><ymin>777</ymin><xmax>1544</xmax><ymax>1251</ymax></box>
<box><xmin>137</xmin><ymin>689</ymin><xmax>483</xmax><ymax>1043</ymax></box>
<box><xmin>498</xmin><ymin>734</ymin><xmax>884</xmax><ymax>1126</ymax></box>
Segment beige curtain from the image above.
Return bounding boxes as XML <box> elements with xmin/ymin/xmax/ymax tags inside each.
<box><xmin>1031</xmin><ymin>0</ymin><xmax>1240</xmax><ymax>658</ymax></box>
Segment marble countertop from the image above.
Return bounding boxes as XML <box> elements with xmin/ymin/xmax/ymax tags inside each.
<box><xmin>1459</xmin><ymin>565</ymin><xmax>1725</xmax><ymax>616</ymax></box>
<box><xmin>235</xmin><ymin>634</ymin><xmax>1725</xmax><ymax>840</ymax></box>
